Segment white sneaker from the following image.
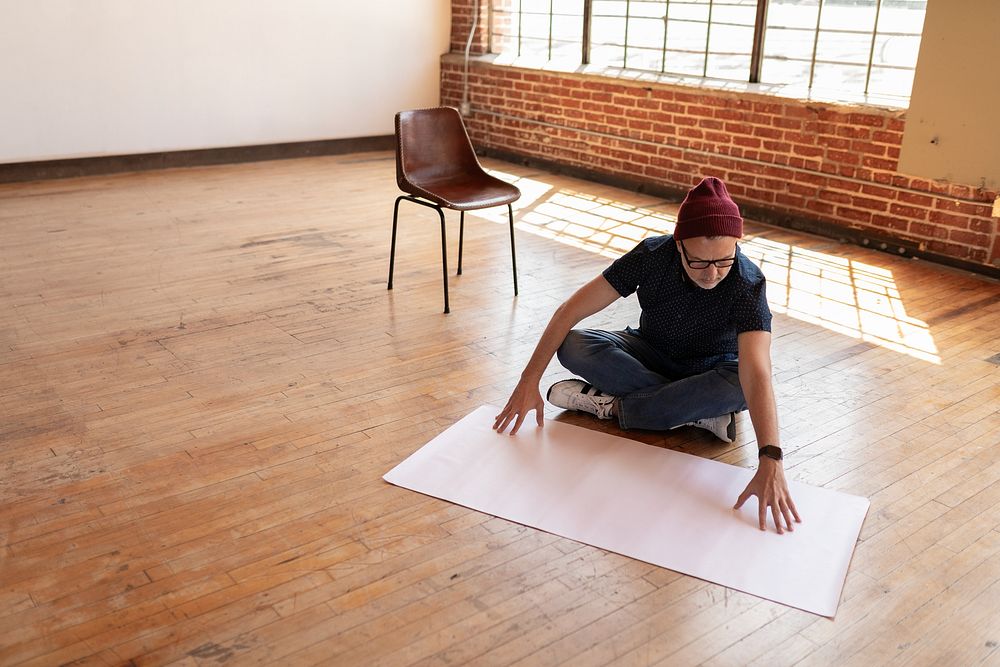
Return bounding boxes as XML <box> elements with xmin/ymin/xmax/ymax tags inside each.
<box><xmin>546</xmin><ymin>379</ymin><xmax>616</xmax><ymax>420</ymax></box>
<box><xmin>683</xmin><ymin>413</ymin><xmax>736</xmax><ymax>443</ymax></box>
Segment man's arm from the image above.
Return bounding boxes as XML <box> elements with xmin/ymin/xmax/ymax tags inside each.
<box><xmin>733</xmin><ymin>330</ymin><xmax>802</xmax><ymax>533</ymax></box>
<box><xmin>493</xmin><ymin>275</ymin><xmax>621</xmax><ymax>435</ymax></box>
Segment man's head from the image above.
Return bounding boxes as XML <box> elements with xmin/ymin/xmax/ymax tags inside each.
<box><xmin>674</xmin><ymin>177</ymin><xmax>742</xmax><ymax>290</ymax></box>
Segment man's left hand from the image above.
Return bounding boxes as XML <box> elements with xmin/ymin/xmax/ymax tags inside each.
<box><xmin>734</xmin><ymin>457</ymin><xmax>802</xmax><ymax>533</ymax></box>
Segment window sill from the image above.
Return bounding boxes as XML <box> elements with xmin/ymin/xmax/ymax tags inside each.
<box><xmin>445</xmin><ymin>52</ymin><xmax>910</xmax><ymax>112</ymax></box>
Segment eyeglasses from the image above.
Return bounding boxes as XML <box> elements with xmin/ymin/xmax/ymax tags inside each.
<box><xmin>678</xmin><ymin>240</ymin><xmax>736</xmax><ymax>269</ymax></box>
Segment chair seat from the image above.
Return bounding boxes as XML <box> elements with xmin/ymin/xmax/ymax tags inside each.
<box><xmin>401</xmin><ymin>173</ymin><xmax>520</xmax><ymax>211</ymax></box>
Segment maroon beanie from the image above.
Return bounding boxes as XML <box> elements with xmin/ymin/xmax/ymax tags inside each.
<box><xmin>674</xmin><ymin>177</ymin><xmax>743</xmax><ymax>240</ymax></box>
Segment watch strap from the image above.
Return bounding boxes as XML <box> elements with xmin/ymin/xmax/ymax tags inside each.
<box><xmin>758</xmin><ymin>445</ymin><xmax>783</xmax><ymax>461</ymax></box>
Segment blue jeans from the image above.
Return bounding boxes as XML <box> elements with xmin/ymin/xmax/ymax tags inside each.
<box><xmin>556</xmin><ymin>328</ymin><xmax>747</xmax><ymax>431</ymax></box>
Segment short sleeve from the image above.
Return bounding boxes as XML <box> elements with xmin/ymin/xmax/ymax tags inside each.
<box><xmin>734</xmin><ymin>276</ymin><xmax>773</xmax><ymax>333</ymax></box>
<box><xmin>602</xmin><ymin>241</ymin><xmax>649</xmax><ymax>298</ymax></box>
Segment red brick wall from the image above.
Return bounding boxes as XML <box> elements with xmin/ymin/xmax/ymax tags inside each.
<box><xmin>450</xmin><ymin>0</ymin><xmax>489</xmax><ymax>55</ymax></box>
<box><xmin>440</xmin><ymin>7</ymin><xmax>998</xmax><ymax>268</ymax></box>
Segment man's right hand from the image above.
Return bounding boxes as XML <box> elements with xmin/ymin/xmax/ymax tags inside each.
<box><xmin>493</xmin><ymin>378</ymin><xmax>545</xmax><ymax>435</ymax></box>
<box><xmin>491</xmin><ymin>275</ymin><xmax>619</xmax><ymax>436</ymax></box>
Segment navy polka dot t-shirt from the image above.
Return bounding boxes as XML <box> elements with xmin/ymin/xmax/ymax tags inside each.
<box><xmin>602</xmin><ymin>234</ymin><xmax>772</xmax><ymax>373</ymax></box>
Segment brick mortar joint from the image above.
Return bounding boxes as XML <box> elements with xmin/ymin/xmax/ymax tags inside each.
<box><xmin>457</xmin><ymin>107</ymin><xmax>995</xmax><ymax>209</ymax></box>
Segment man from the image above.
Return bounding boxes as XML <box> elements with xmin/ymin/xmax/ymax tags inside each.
<box><xmin>493</xmin><ymin>177</ymin><xmax>801</xmax><ymax>534</ymax></box>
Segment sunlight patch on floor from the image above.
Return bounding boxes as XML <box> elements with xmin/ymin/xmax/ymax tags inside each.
<box><xmin>477</xmin><ymin>171</ymin><xmax>940</xmax><ymax>364</ymax></box>
<box><xmin>742</xmin><ymin>239</ymin><xmax>939</xmax><ymax>363</ymax></box>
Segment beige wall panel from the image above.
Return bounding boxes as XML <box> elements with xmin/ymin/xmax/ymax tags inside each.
<box><xmin>899</xmin><ymin>0</ymin><xmax>1000</xmax><ymax>188</ymax></box>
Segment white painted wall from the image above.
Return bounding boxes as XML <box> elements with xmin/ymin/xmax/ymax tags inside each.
<box><xmin>0</xmin><ymin>1</ymin><xmax>451</xmax><ymax>163</ymax></box>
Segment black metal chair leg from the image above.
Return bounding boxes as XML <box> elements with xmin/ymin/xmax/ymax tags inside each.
<box><xmin>508</xmin><ymin>203</ymin><xmax>518</xmax><ymax>296</ymax></box>
<box><xmin>437</xmin><ymin>208</ymin><xmax>451</xmax><ymax>314</ymax></box>
<box><xmin>438</xmin><ymin>208</ymin><xmax>450</xmax><ymax>314</ymax></box>
<box><xmin>457</xmin><ymin>211</ymin><xmax>465</xmax><ymax>276</ymax></box>
<box><xmin>388</xmin><ymin>194</ymin><xmax>516</xmax><ymax>312</ymax></box>
<box><xmin>388</xmin><ymin>196</ymin><xmax>404</xmax><ymax>290</ymax></box>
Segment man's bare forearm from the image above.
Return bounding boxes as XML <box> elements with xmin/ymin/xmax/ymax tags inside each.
<box><xmin>518</xmin><ymin>275</ymin><xmax>621</xmax><ymax>383</ymax></box>
<box><xmin>737</xmin><ymin>331</ymin><xmax>780</xmax><ymax>449</ymax></box>
<box><xmin>741</xmin><ymin>367</ymin><xmax>780</xmax><ymax>448</ymax></box>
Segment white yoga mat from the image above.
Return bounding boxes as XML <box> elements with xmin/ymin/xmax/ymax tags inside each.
<box><xmin>384</xmin><ymin>405</ymin><xmax>869</xmax><ymax>616</ymax></box>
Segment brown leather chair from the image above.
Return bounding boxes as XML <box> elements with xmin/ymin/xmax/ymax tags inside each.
<box><xmin>388</xmin><ymin>107</ymin><xmax>520</xmax><ymax>313</ymax></box>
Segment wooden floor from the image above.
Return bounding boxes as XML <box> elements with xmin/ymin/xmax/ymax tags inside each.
<box><xmin>1</xmin><ymin>152</ymin><xmax>999</xmax><ymax>666</ymax></box>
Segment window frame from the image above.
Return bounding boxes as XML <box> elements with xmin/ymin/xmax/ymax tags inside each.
<box><xmin>488</xmin><ymin>0</ymin><xmax>925</xmax><ymax>101</ymax></box>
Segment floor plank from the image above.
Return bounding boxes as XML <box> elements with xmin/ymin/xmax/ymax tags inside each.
<box><xmin>1</xmin><ymin>152</ymin><xmax>998</xmax><ymax>665</ymax></box>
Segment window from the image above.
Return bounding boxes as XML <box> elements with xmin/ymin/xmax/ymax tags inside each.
<box><xmin>490</xmin><ymin>0</ymin><xmax>587</xmax><ymax>62</ymax></box>
<box><xmin>489</xmin><ymin>0</ymin><xmax>928</xmax><ymax>102</ymax></box>
<box><xmin>763</xmin><ymin>0</ymin><xmax>926</xmax><ymax>98</ymax></box>
<box><xmin>590</xmin><ymin>0</ymin><xmax>757</xmax><ymax>79</ymax></box>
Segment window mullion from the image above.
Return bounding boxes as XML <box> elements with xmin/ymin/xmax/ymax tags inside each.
<box><xmin>749</xmin><ymin>0</ymin><xmax>769</xmax><ymax>83</ymax></box>
<box><xmin>660</xmin><ymin>1</ymin><xmax>671</xmax><ymax>73</ymax></box>
<box><xmin>808</xmin><ymin>0</ymin><xmax>826</xmax><ymax>90</ymax></box>
<box><xmin>548</xmin><ymin>0</ymin><xmax>554</xmax><ymax>61</ymax></box>
<box><xmin>517</xmin><ymin>0</ymin><xmax>523</xmax><ymax>57</ymax></box>
<box><xmin>703</xmin><ymin>0</ymin><xmax>714</xmax><ymax>77</ymax></box>
<box><xmin>865</xmin><ymin>0</ymin><xmax>885</xmax><ymax>95</ymax></box>
<box><xmin>624</xmin><ymin>0</ymin><xmax>632</xmax><ymax>69</ymax></box>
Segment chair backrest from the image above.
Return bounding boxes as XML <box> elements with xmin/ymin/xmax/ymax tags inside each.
<box><xmin>395</xmin><ymin>107</ymin><xmax>483</xmax><ymax>190</ymax></box>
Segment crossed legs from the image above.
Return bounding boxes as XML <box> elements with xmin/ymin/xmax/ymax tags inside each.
<box><xmin>555</xmin><ymin>329</ymin><xmax>747</xmax><ymax>431</ymax></box>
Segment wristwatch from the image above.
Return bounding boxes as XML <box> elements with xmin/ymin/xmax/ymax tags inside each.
<box><xmin>758</xmin><ymin>445</ymin><xmax>783</xmax><ymax>461</ymax></box>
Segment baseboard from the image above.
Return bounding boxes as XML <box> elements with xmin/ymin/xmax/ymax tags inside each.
<box><xmin>480</xmin><ymin>147</ymin><xmax>1000</xmax><ymax>281</ymax></box>
<box><xmin>0</xmin><ymin>135</ymin><xmax>395</xmax><ymax>184</ymax></box>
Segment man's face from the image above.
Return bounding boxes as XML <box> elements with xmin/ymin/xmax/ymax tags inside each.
<box><xmin>678</xmin><ymin>236</ymin><xmax>738</xmax><ymax>290</ymax></box>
